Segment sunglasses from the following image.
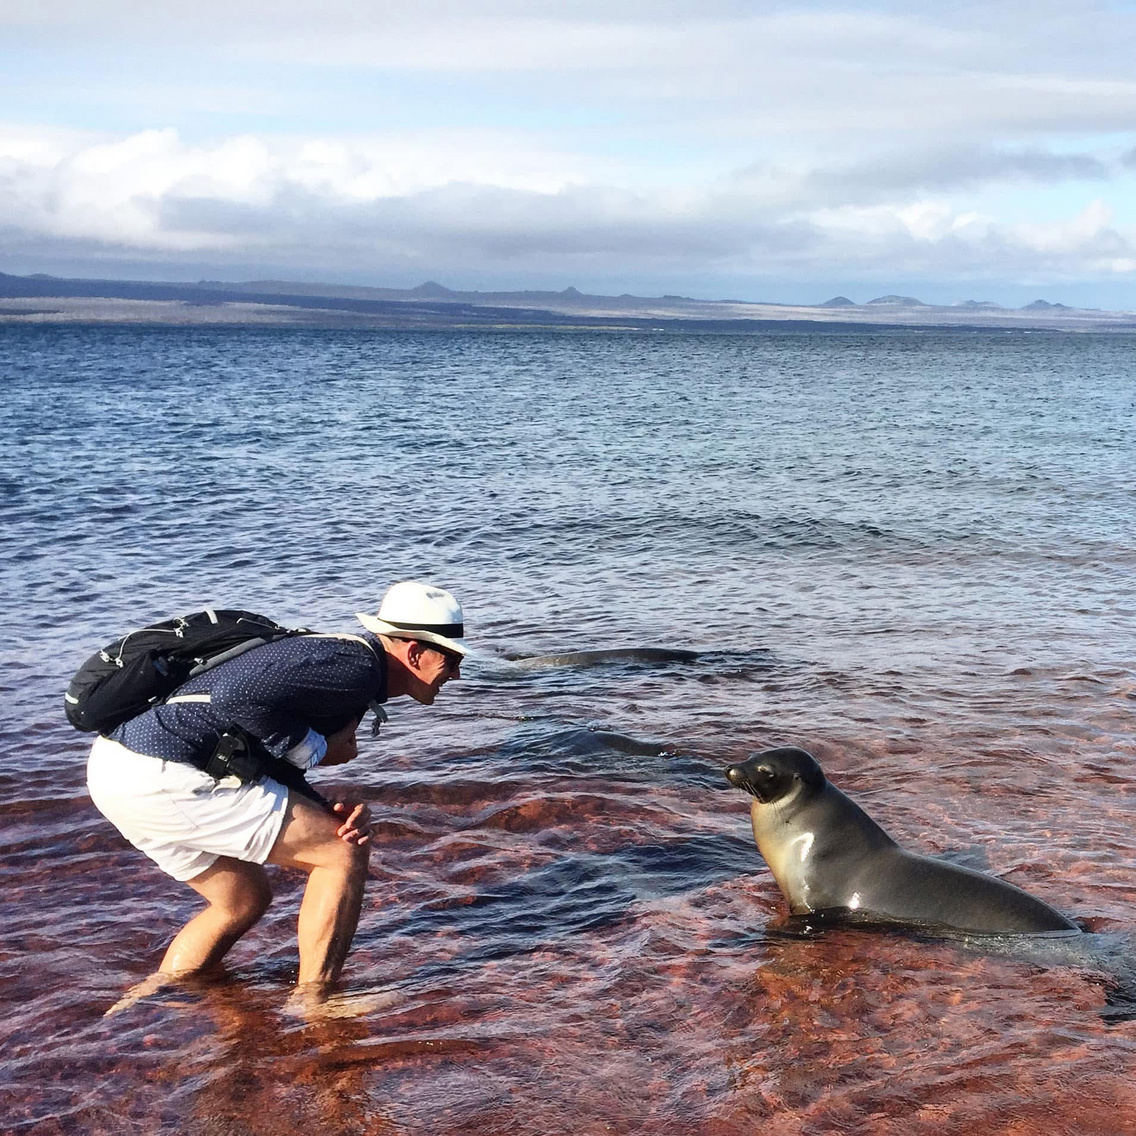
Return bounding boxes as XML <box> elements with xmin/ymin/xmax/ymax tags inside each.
<box><xmin>429</xmin><ymin>646</ymin><xmax>463</xmax><ymax>675</ymax></box>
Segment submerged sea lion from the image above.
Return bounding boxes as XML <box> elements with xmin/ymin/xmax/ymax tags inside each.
<box><xmin>509</xmin><ymin>647</ymin><xmax>699</xmax><ymax>670</ymax></box>
<box><xmin>725</xmin><ymin>747</ymin><xmax>1078</xmax><ymax>935</ymax></box>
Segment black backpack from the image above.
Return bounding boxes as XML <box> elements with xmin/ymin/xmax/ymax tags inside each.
<box><xmin>64</xmin><ymin>609</ymin><xmax>305</xmax><ymax>733</ymax></box>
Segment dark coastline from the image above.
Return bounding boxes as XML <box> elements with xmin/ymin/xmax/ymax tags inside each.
<box><xmin>3</xmin><ymin>270</ymin><xmax>1135</xmax><ymax>332</ymax></box>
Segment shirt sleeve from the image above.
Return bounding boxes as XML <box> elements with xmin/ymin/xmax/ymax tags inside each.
<box><xmin>283</xmin><ymin>728</ymin><xmax>328</xmax><ymax>770</ymax></box>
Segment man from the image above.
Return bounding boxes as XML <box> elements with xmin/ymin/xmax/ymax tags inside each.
<box><xmin>87</xmin><ymin>581</ymin><xmax>467</xmax><ymax>1002</ymax></box>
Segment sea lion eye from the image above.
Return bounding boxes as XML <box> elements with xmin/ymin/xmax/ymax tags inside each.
<box><xmin>755</xmin><ymin>765</ymin><xmax>774</xmax><ymax>780</ymax></box>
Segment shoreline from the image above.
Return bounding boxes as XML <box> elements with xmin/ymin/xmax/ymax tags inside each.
<box><xmin>3</xmin><ymin>294</ymin><xmax>1136</xmax><ymax>333</ymax></box>
<box><xmin>3</xmin><ymin>272</ymin><xmax>1136</xmax><ymax>332</ymax></box>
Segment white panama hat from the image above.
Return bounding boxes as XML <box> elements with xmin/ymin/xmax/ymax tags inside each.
<box><xmin>356</xmin><ymin>581</ymin><xmax>469</xmax><ymax>656</ymax></box>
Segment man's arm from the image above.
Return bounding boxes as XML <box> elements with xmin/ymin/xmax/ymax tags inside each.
<box><xmin>320</xmin><ymin>717</ymin><xmax>372</xmax><ymax>845</ymax></box>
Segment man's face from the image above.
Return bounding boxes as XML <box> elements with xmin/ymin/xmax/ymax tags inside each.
<box><xmin>405</xmin><ymin>641</ymin><xmax>462</xmax><ymax>705</ymax></box>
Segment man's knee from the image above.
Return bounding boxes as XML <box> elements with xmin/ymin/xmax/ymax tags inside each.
<box><xmin>190</xmin><ymin>860</ymin><xmax>273</xmax><ymax>927</ymax></box>
<box><xmin>326</xmin><ymin>833</ymin><xmax>370</xmax><ymax>883</ymax></box>
<box><xmin>233</xmin><ymin>873</ymin><xmax>273</xmax><ymax>924</ymax></box>
<box><xmin>269</xmin><ymin>798</ymin><xmax>372</xmax><ymax>877</ymax></box>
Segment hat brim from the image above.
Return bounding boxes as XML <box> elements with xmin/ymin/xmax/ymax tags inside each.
<box><xmin>356</xmin><ymin>613</ymin><xmax>471</xmax><ymax>656</ymax></box>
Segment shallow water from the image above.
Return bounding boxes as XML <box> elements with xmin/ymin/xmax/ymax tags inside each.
<box><xmin>2</xmin><ymin>325</ymin><xmax>1135</xmax><ymax>1134</ymax></box>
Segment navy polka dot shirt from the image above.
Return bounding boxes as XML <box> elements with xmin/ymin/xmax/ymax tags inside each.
<box><xmin>110</xmin><ymin>632</ymin><xmax>388</xmax><ymax>767</ymax></box>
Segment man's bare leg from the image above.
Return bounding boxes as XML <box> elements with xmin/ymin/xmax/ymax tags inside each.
<box><xmin>106</xmin><ymin>859</ymin><xmax>273</xmax><ymax>1017</ymax></box>
<box><xmin>267</xmin><ymin>795</ymin><xmax>370</xmax><ymax>990</ymax></box>
<box><xmin>160</xmin><ymin>858</ymin><xmax>274</xmax><ymax>975</ymax></box>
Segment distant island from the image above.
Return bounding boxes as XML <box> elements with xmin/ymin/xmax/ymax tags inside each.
<box><xmin>865</xmin><ymin>295</ymin><xmax>927</xmax><ymax>307</ymax></box>
<box><xmin>1</xmin><ymin>270</ymin><xmax>1132</xmax><ymax>332</ymax></box>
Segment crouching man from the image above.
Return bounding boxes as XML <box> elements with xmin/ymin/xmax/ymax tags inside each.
<box><xmin>86</xmin><ymin>581</ymin><xmax>467</xmax><ymax>1007</ymax></box>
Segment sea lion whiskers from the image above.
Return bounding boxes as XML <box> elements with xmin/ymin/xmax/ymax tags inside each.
<box><xmin>724</xmin><ymin>756</ymin><xmax>793</xmax><ymax>804</ymax></box>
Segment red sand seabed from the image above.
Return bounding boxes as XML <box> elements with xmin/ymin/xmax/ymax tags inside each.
<box><xmin>3</xmin><ymin>713</ymin><xmax>1136</xmax><ymax>1135</ymax></box>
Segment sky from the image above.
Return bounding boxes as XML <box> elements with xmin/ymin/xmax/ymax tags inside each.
<box><xmin>4</xmin><ymin>0</ymin><xmax>1136</xmax><ymax>308</ymax></box>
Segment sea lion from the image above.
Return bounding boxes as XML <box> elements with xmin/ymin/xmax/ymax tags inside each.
<box><xmin>725</xmin><ymin>747</ymin><xmax>1078</xmax><ymax>935</ymax></box>
<box><xmin>508</xmin><ymin>647</ymin><xmax>699</xmax><ymax>670</ymax></box>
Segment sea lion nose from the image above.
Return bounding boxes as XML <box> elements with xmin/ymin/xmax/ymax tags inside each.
<box><xmin>725</xmin><ymin>765</ymin><xmax>746</xmax><ymax>788</ymax></box>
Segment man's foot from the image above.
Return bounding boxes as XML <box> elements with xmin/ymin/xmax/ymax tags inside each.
<box><xmin>104</xmin><ymin>971</ymin><xmax>178</xmax><ymax>1017</ymax></box>
<box><xmin>282</xmin><ymin>983</ymin><xmax>400</xmax><ymax>1021</ymax></box>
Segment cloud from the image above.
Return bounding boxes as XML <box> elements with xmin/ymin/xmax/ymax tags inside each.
<box><xmin>181</xmin><ymin>7</ymin><xmax>1136</xmax><ymax>148</ymax></box>
<box><xmin>4</xmin><ymin>3</ymin><xmax>1136</xmax><ymax>296</ymax></box>
<box><xmin>9</xmin><ymin>4</ymin><xmax>1136</xmax><ymax>141</ymax></box>
<box><xmin>804</xmin><ymin>199</ymin><xmax>1136</xmax><ymax>278</ymax></box>
<box><xmin>730</xmin><ymin>145</ymin><xmax>1116</xmax><ymax>214</ymax></box>
<box><xmin>3</xmin><ymin>124</ymin><xmax>1133</xmax><ymax>290</ymax></box>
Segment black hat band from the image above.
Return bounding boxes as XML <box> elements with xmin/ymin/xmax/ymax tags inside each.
<box><xmin>384</xmin><ymin>619</ymin><xmax>465</xmax><ymax>637</ymax></box>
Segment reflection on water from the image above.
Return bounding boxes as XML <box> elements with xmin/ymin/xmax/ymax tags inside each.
<box><xmin>1</xmin><ymin>326</ymin><xmax>1135</xmax><ymax>1133</ymax></box>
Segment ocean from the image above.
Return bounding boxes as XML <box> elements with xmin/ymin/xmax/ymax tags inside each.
<box><xmin>2</xmin><ymin>324</ymin><xmax>1135</xmax><ymax>1134</ymax></box>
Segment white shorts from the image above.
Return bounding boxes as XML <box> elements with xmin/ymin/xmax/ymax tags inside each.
<box><xmin>87</xmin><ymin>735</ymin><xmax>291</xmax><ymax>882</ymax></box>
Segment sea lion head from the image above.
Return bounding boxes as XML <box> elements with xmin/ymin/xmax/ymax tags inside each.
<box><xmin>725</xmin><ymin>746</ymin><xmax>826</xmax><ymax>803</ymax></box>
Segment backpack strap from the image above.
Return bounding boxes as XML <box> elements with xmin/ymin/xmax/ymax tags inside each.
<box><xmin>302</xmin><ymin>632</ymin><xmax>379</xmax><ymax>656</ymax></box>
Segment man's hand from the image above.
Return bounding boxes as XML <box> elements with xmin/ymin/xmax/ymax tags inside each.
<box><xmin>321</xmin><ymin>717</ymin><xmax>362</xmax><ymax>766</ymax></box>
<box><xmin>332</xmin><ymin>800</ymin><xmax>373</xmax><ymax>845</ymax></box>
